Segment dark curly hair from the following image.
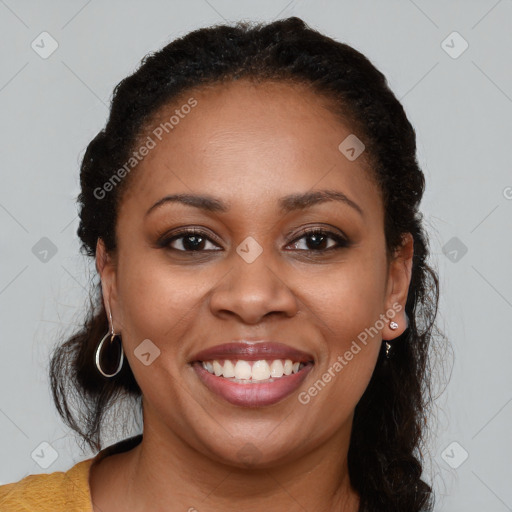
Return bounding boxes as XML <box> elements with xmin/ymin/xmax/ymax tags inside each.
<box><xmin>49</xmin><ymin>16</ymin><xmax>445</xmax><ymax>512</ymax></box>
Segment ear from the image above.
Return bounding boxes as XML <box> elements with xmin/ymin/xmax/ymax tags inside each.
<box><xmin>382</xmin><ymin>232</ymin><xmax>414</xmax><ymax>340</ymax></box>
<box><xmin>95</xmin><ymin>238</ymin><xmax>121</xmax><ymax>332</ymax></box>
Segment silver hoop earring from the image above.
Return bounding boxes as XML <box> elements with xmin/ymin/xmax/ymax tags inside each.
<box><xmin>95</xmin><ymin>303</ymin><xmax>124</xmax><ymax>378</ymax></box>
<box><xmin>95</xmin><ymin>331</ymin><xmax>124</xmax><ymax>378</ymax></box>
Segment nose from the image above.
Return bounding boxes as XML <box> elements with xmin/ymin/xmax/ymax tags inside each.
<box><xmin>209</xmin><ymin>247</ymin><xmax>299</xmax><ymax>325</ymax></box>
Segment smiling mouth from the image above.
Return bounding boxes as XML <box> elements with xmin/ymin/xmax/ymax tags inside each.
<box><xmin>189</xmin><ymin>341</ymin><xmax>315</xmax><ymax>406</ymax></box>
<box><xmin>199</xmin><ymin>358</ymin><xmax>312</xmax><ymax>383</ymax></box>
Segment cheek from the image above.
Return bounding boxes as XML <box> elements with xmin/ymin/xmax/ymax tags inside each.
<box><xmin>115</xmin><ymin>254</ymin><xmax>206</xmax><ymax>346</ymax></box>
<box><xmin>306</xmin><ymin>253</ymin><xmax>388</xmax><ymax>339</ymax></box>
<box><xmin>113</xmin><ymin>258</ymin><xmax>204</xmax><ymax>408</ymax></box>
<box><xmin>299</xmin><ymin>252</ymin><xmax>386</xmax><ymax>396</ymax></box>
<box><xmin>299</xmin><ymin>272</ymin><xmax>383</xmax><ymax>430</ymax></box>
<box><xmin>313</xmin><ymin>277</ymin><xmax>383</xmax><ymax>384</ymax></box>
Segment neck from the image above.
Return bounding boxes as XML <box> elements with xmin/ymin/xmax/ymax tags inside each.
<box><xmin>117</xmin><ymin>416</ymin><xmax>360</xmax><ymax>512</ymax></box>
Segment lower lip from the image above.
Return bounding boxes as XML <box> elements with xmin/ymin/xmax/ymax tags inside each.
<box><xmin>192</xmin><ymin>362</ymin><xmax>314</xmax><ymax>407</ymax></box>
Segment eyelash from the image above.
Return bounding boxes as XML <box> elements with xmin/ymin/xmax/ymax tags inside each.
<box><xmin>158</xmin><ymin>227</ymin><xmax>350</xmax><ymax>254</ymax></box>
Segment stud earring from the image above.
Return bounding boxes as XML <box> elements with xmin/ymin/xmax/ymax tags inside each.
<box><xmin>384</xmin><ymin>321</ymin><xmax>399</xmax><ymax>358</ymax></box>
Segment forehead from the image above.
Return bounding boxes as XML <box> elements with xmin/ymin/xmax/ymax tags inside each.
<box><xmin>120</xmin><ymin>79</ymin><xmax>381</xmax><ymax>219</ymax></box>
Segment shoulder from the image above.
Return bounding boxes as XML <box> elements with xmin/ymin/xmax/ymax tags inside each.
<box><xmin>0</xmin><ymin>458</ymin><xmax>94</xmax><ymax>512</ymax></box>
<box><xmin>0</xmin><ymin>434</ymin><xmax>142</xmax><ymax>512</ymax></box>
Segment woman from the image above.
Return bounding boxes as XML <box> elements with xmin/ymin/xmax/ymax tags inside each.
<box><xmin>0</xmin><ymin>16</ymin><xmax>441</xmax><ymax>512</ymax></box>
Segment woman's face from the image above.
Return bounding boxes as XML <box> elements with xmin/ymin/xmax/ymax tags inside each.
<box><xmin>98</xmin><ymin>79</ymin><xmax>413</xmax><ymax>467</ymax></box>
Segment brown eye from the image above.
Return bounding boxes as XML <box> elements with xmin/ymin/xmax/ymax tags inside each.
<box><xmin>160</xmin><ymin>229</ymin><xmax>222</xmax><ymax>252</ymax></box>
<box><xmin>287</xmin><ymin>229</ymin><xmax>349</xmax><ymax>252</ymax></box>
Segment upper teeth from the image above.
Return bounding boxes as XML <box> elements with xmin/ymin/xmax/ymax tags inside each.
<box><xmin>202</xmin><ymin>359</ymin><xmax>304</xmax><ymax>380</ymax></box>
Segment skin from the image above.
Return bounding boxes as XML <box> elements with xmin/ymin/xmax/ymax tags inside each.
<box><xmin>90</xmin><ymin>79</ymin><xmax>413</xmax><ymax>512</ymax></box>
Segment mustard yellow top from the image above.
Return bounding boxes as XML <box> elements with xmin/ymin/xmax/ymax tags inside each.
<box><xmin>0</xmin><ymin>434</ymin><xmax>142</xmax><ymax>512</ymax></box>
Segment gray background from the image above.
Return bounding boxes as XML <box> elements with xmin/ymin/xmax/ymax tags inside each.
<box><xmin>1</xmin><ymin>1</ymin><xmax>511</xmax><ymax>510</ymax></box>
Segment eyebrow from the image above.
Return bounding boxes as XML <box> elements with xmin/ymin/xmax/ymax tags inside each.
<box><xmin>145</xmin><ymin>189</ymin><xmax>364</xmax><ymax>218</ymax></box>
